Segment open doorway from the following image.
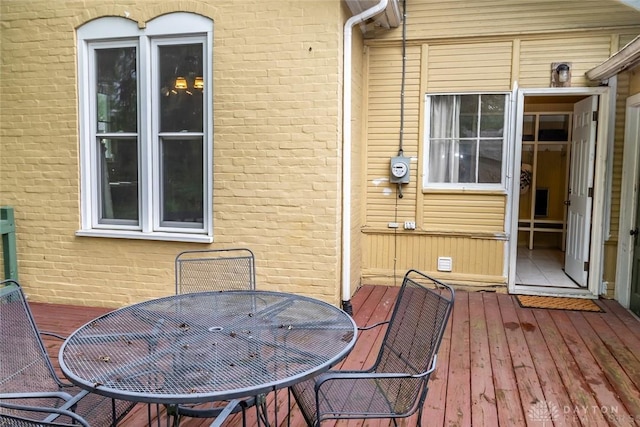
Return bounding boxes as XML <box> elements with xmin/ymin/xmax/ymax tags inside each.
<box><xmin>511</xmin><ymin>92</ymin><xmax>603</xmax><ymax>296</ymax></box>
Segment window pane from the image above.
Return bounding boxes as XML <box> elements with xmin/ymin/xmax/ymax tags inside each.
<box><xmin>428</xmin><ymin>139</ymin><xmax>454</xmax><ymax>183</ymax></box>
<box><xmin>522</xmin><ymin>115</ymin><xmax>535</xmax><ymax>141</ymax></box>
<box><xmin>480</xmin><ymin>94</ymin><xmax>505</xmax><ymax>137</ymax></box>
<box><xmin>538</xmin><ymin>114</ymin><xmax>570</xmax><ymax>141</ymax></box>
<box><xmin>162</xmin><ymin>138</ymin><xmax>203</xmax><ymax>226</ymax></box>
<box><xmin>478</xmin><ymin>140</ymin><xmax>503</xmax><ymax>183</ymax></box>
<box><xmin>457</xmin><ymin>140</ymin><xmax>477</xmax><ymax>183</ymax></box>
<box><xmin>159</xmin><ymin>44</ymin><xmax>204</xmax><ymax>133</ymax></box>
<box><xmin>459</xmin><ymin>95</ymin><xmax>479</xmax><ymax>137</ymax></box>
<box><xmin>99</xmin><ymin>138</ymin><xmax>138</xmax><ymax>222</ymax></box>
<box><xmin>96</xmin><ymin>48</ymin><xmax>137</xmax><ymax>133</ymax></box>
<box><xmin>430</xmin><ymin>95</ymin><xmax>459</xmax><ymax>138</ymax></box>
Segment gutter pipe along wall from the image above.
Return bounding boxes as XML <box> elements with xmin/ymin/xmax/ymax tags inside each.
<box><xmin>341</xmin><ymin>0</ymin><xmax>389</xmax><ymax>314</ymax></box>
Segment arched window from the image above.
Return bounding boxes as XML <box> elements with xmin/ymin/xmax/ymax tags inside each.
<box><xmin>76</xmin><ymin>13</ymin><xmax>213</xmax><ymax>242</ymax></box>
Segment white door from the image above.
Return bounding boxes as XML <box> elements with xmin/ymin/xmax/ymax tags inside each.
<box><xmin>565</xmin><ymin>96</ymin><xmax>598</xmax><ymax>286</ymax></box>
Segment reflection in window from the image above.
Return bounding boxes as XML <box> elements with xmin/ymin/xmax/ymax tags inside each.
<box><xmin>95</xmin><ymin>47</ymin><xmax>139</xmax><ymax>224</ymax></box>
<box><xmin>159</xmin><ymin>44</ymin><xmax>204</xmax><ymax>133</ymax></box>
<box><xmin>161</xmin><ymin>138</ymin><xmax>203</xmax><ymax>226</ymax></box>
<box><xmin>99</xmin><ymin>138</ymin><xmax>138</xmax><ymax>222</ymax></box>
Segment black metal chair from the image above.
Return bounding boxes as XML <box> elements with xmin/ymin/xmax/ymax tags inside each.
<box><xmin>172</xmin><ymin>248</ymin><xmax>259</xmax><ymax>426</ymax></box>
<box><xmin>290</xmin><ymin>269</ymin><xmax>454</xmax><ymax>426</ymax></box>
<box><xmin>0</xmin><ymin>279</ymin><xmax>136</xmax><ymax>427</ymax></box>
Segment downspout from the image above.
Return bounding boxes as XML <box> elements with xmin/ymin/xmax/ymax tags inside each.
<box><xmin>341</xmin><ymin>0</ymin><xmax>388</xmax><ymax>315</ymax></box>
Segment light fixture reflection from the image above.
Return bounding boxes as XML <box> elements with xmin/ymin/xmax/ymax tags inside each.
<box><xmin>194</xmin><ymin>76</ymin><xmax>204</xmax><ymax>89</ymax></box>
<box><xmin>174</xmin><ymin>77</ymin><xmax>188</xmax><ymax>90</ymax></box>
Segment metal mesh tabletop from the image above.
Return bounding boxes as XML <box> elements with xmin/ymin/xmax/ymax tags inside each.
<box><xmin>59</xmin><ymin>291</ymin><xmax>357</xmax><ymax>404</ymax></box>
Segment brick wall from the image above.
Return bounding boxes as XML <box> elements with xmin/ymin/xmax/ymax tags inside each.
<box><xmin>0</xmin><ymin>0</ymin><xmax>346</xmax><ymax>306</ymax></box>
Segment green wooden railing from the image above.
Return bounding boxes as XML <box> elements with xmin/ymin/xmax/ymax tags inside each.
<box><xmin>1</xmin><ymin>207</ymin><xmax>18</xmax><ymax>280</ymax></box>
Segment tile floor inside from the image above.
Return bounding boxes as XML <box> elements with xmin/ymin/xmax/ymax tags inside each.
<box><xmin>515</xmin><ymin>247</ymin><xmax>580</xmax><ymax>288</ymax></box>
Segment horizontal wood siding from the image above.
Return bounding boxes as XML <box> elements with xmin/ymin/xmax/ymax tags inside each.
<box><xmin>611</xmin><ymin>72</ymin><xmax>630</xmax><ymax>243</ymax></box>
<box><xmin>423</xmin><ymin>193</ymin><xmax>506</xmax><ymax>232</ymax></box>
<box><xmin>426</xmin><ymin>42</ymin><xmax>513</xmax><ymax>92</ymax></box>
<box><xmin>362</xmin><ymin>233</ymin><xmax>505</xmax><ymax>286</ymax></box>
<box><xmin>366</xmin><ymin>45</ymin><xmax>422</xmax><ymax>227</ymax></box>
<box><xmin>518</xmin><ymin>36</ymin><xmax>613</xmax><ymax>88</ymax></box>
<box><xmin>376</xmin><ymin>0</ymin><xmax>640</xmax><ymax>41</ymax></box>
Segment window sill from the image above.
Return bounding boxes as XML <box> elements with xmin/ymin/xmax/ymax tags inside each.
<box><xmin>75</xmin><ymin>229</ymin><xmax>213</xmax><ymax>243</ymax></box>
<box><xmin>423</xmin><ymin>188</ymin><xmax>508</xmax><ymax>196</ymax></box>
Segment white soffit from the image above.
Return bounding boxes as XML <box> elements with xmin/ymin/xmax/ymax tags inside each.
<box><xmin>586</xmin><ymin>35</ymin><xmax>640</xmax><ymax>81</ymax></box>
<box><xmin>344</xmin><ymin>0</ymin><xmax>401</xmax><ymax>33</ymax></box>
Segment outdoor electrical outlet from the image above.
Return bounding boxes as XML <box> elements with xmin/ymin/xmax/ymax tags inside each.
<box><xmin>388</xmin><ymin>222</ymin><xmax>399</xmax><ymax>228</ymax></box>
<box><xmin>404</xmin><ymin>221</ymin><xmax>416</xmax><ymax>230</ymax></box>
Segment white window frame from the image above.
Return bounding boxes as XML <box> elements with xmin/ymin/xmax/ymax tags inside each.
<box><xmin>423</xmin><ymin>92</ymin><xmax>510</xmax><ymax>191</ymax></box>
<box><xmin>76</xmin><ymin>13</ymin><xmax>213</xmax><ymax>243</ymax></box>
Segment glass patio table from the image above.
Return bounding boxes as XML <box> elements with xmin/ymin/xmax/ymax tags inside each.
<box><xmin>59</xmin><ymin>290</ymin><xmax>357</xmax><ymax>417</ymax></box>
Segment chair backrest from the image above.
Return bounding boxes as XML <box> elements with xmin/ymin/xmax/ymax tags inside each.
<box><xmin>175</xmin><ymin>248</ymin><xmax>256</xmax><ymax>294</ymax></box>
<box><xmin>373</xmin><ymin>269</ymin><xmax>454</xmax><ymax>415</ymax></box>
<box><xmin>0</xmin><ymin>280</ymin><xmax>64</xmax><ymax>396</ymax></box>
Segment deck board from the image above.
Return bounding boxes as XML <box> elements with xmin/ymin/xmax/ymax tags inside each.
<box><xmin>445</xmin><ymin>290</ymin><xmax>471</xmax><ymax>426</ymax></box>
<box><xmin>498</xmin><ymin>293</ymin><xmax>547</xmax><ymax>427</ymax></box>
<box><xmin>468</xmin><ymin>292</ymin><xmax>498</xmax><ymax>427</ymax></box>
<box><xmin>484</xmin><ymin>293</ymin><xmax>526</xmax><ymax>426</ymax></box>
<box><xmin>28</xmin><ymin>285</ymin><xmax>640</xmax><ymax>427</ymax></box>
<box><xmin>515</xmin><ymin>307</ymin><xmax>575</xmax><ymax>426</ymax></box>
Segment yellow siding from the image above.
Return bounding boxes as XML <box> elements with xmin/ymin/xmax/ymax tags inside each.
<box><xmin>361</xmin><ymin>1</ymin><xmax>639</xmax><ymax>289</ymax></box>
<box><xmin>611</xmin><ymin>73</ymin><xmax>631</xmax><ymax>243</ymax></box>
<box><xmin>426</xmin><ymin>42</ymin><xmax>513</xmax><ymax>92</ymax></box>
<box><xmin>423</xmin><ymin>193</ymin><xmax>506</xmax><ymax>232</ymax></box>
<box><xmin>362</xmin><ymin>233</ymin><xmax>505</xmax><ymax>286</ymax></box>
<box><xmin>377</xmin><ymin>0</ymin><xmax>640</xmax><ymax>41</ymax></box>
<box><xmin>366</xmin><ymin>45</ymin><xmax>422</xmax><ymax>229</ymax></box>
<box><xmin>518</xmin><ymin>36</ymin><xmax>615</xmax><ymax>87</ymax></box>
<box><xmin>631</xmin><ymin>70</ymin><xmax>640</xmax><ymax>95</ymax></box>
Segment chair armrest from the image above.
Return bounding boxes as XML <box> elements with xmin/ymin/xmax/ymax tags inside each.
<box><xmin>0</xmin><ymin>391</ymin><xmax>75</xmax><ymax>402</ymax></box>
<box><xmin>315</xmin><ymin>355</ymin><xmax>438</xmax><ymax>389</ymax></box>
<box><xmin>0</xmin><ymin>400</ymin><xmax>90</xmax><ymax>427</ymax></box>
<box><xmin>1</xmin><ymin>389</ymin><xmax>90</xmax><ymax>412</ymax></box>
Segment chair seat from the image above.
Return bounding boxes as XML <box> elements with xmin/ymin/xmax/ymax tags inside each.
<box><xmin>291</xmin><ymin>374</ymin><xmax>423</xmax><ymax>425</ymax></box>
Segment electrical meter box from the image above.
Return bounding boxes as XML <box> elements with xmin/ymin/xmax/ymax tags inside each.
<box><xmin>389</xmin><ymin>156</ymin><xmax>410</xmax><ymax>184</ymax></box>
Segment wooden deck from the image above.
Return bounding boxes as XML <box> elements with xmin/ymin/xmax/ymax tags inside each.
<box><xmin>31</xmin><ymin>285</ymin><xmax>640</xmax><ymax>427</ymax></box>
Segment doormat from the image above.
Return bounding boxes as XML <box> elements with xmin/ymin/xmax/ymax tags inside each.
<box><xmin>516</xmin><ymin>295</ymin><xmax>604</xmax><ymax>312</ymax></box>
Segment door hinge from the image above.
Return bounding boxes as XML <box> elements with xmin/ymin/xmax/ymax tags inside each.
<box><xmin>584</xmin><ymin>261</ymin><xmax>589</xmax><ymax>271</ymax></box>
<box><xmin>592</xmin><ymin>111</ymin><xmax>598</xmax><ymax>121</ymax></box>
<box><xmin>588</xmin><ymin>187</ymin><xmax>594</xmax><ymax>197</ymax></box>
